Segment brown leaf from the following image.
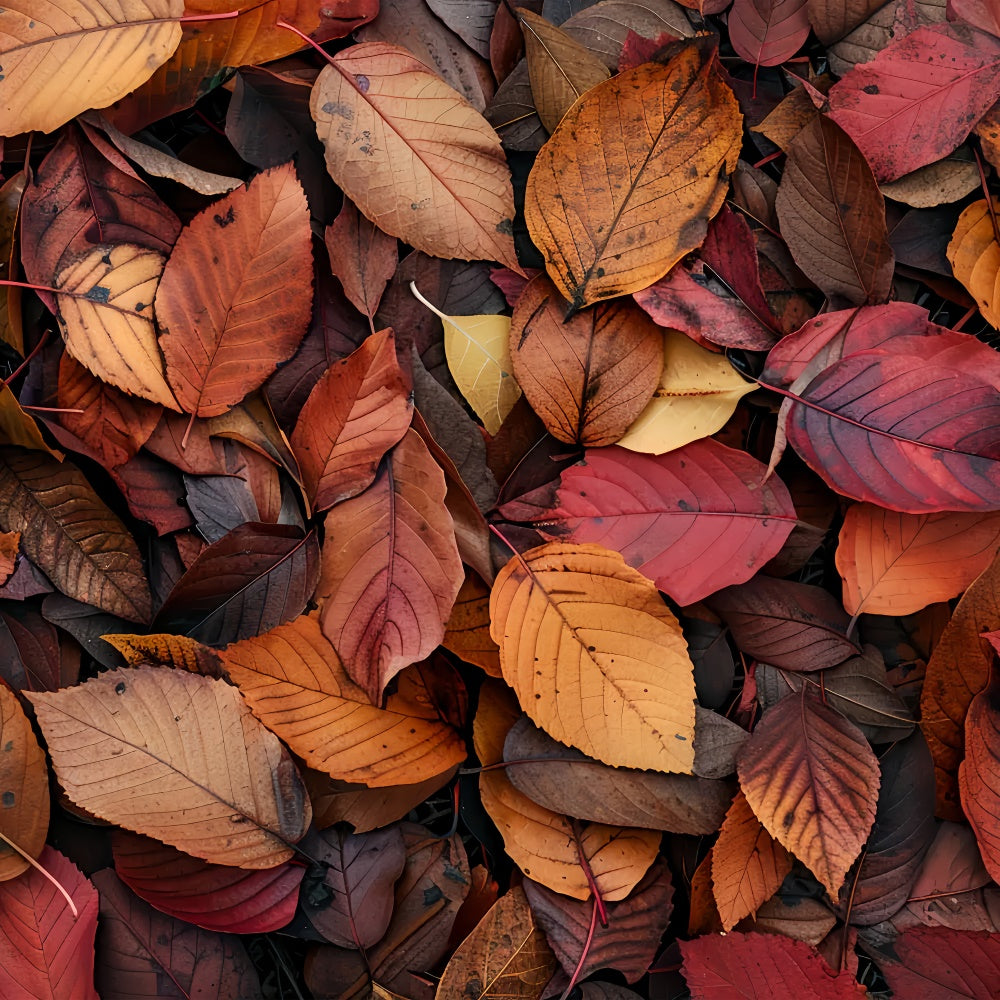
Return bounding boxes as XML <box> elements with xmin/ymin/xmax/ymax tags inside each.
<box><xmin>0</xmin><ymin>446</ymin><xmax>151</xmax><ymax>622</ymax></box>
<box><xmin>28</xmin><ymin>666</ymin><xmax>311</xmax><ymax>868</ymax></box>
<box><xmin>960</xmin><ymin>660</ymin><xmax>1000</xmax><ymax>885</ymax></box>
<box><xmin>325</xmin><ymin>198</ymin><xmax>398</xmax><ymax>322</ymax></box>
<box><xmin>443</xmin><ymin>571</ymin><xmax>502</xmax><ymax>676</ymax></box>
<box><xmin>157</xmin><ymin>162</ymin><xmax>313</xmax><ymax>416</ymax></box>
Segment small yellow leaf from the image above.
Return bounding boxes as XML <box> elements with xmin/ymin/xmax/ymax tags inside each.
<box><xmin>411</xmin><ymin>282</ymin><xmax>520</xmax><ymax>434</ymax></box>
<box><xmin>616</xmin><ymin>330</ymin><xmax>755</xmax><ymax>454</ymax></box>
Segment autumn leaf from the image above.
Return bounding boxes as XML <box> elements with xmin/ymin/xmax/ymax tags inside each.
<box><xmin>948</xmin><ymin>198</ymin><xmax>1000</xmax><ymax>329</ymax></box>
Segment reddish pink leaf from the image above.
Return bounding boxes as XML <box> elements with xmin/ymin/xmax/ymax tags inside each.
<box><xmin>680</xmin><ymin>931</ymin><xmax>867</xmax><ymax>997</ymax></box>
<box><xmin>112</xmin><ymin>831</ymin><xmax>304</xmax><ymax>934</ymax></box>
<box><xmin>325</xmin><ymin>198</ymin><xmax>398</xmax><ymax>321</ymax></box>
<box><xmin>0</xmin><ymin>847</ymin><xmax>98</xmax><ymax>1000</ymax></box>
<box><xmin>290</xmin><ymin>328</ymin><xmax>413</xmax><ymax>511</ymax></box>
<box><xmin>953</xmin><ymin>0</ymin><xmax>1000</xmax><ymax>38</ymax></box>
<box><xmin>730</xmin><ymin>0</ymin><xmax>810</xmax><ymax>67</ymax></box>
<box><xmin>540</xmin><ymin>440</ymin><xmax>797</xmax><ymax>605</ymax></box>
<box><xmin>882</xmin><ymin>927</ymin><xmax>1000</xmax><ymax>999</ymax></box>
<box><xmin>828</xmin><ymin>23</ymin><xmax>1000</xmax><ymax>181</ymax></box>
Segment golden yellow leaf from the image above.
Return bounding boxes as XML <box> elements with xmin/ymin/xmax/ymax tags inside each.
<box><xmin>948</xmin><ymin>197</ymin><xmax>1000</xmax><ymax>329</ymax></box>
<box><xmin>0</xmin><ymin>0</ymin><xmax>182</xmax><ymax>136</ymax></box>
<box><xmin>490</xmin><ymin>542</ymin><xmax>696</xmax><ymax>773</ymax></box>
<box><xmin>616</xmin><ymin>329</ymin><xmax>755</xmax><ymax>454</ymax></box>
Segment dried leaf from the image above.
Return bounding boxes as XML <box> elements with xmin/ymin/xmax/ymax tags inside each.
<box><xmin>325</xmin><ymin>198</ymin><xmax>398</xmax><ymax>321</ymax></box>
<box><xmin>948</xmin><ymin>198</ymin><xmax>1000</xmax><ymax>329</ymax></box>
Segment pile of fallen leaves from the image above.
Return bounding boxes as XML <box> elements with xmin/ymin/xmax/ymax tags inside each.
<box><xmin>2</xmin><ymin>0</ymin><xmax>1000</xmax><ymax>996</ymax></box>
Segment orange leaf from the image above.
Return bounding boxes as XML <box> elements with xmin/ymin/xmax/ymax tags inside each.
<box><xmin>28</xmin><ymin>667</ymin><xmax>311</xmax><ymax>868</ymax></box>
<box><xmin>310</xmin><ymin>42</ymin><xmax>520</xmax><ymax>270</ymax></box>
<box><xmin>525</xmin><ymin>41</ymin><xmax>741</xmax><ymax>311</ymax></box>
<box><xmin>443</xmin><ymin>571</ymin><xmax>502</xmax><ymax>677</ymax></box>
<box><xmin>221</xmin><ymin>614</ymin><xmax>466</xmax><ymax>786</ymax></box>
<box><xmin>318</xmin><ymin>429</ymin><xmax>462</xmax><ymax>703</ymax></box>
<box><xmin>959</xmin><ymin>662</ymin><xmax>1000</xmax><ymax>884</ymax></box>
<box><xmin>102</xmin><ymin>632</ymin><xmax>224</xmax><ymax>676</ymax></box>
<box><xmin>737</xmin><ymin>692</ymin><xmax>880</xmax><ymax>898</ymax></box>
<box><xmin>837</xmin><ymin>504</ymin><xmax>1000</xmax><ymax>617</ymax></box>
<box><xmin>508</xmin><ymin>274</ymin><xmax>663</xmax><ymax>446</ymax></box>
<box><xmin>490</xmin><ymin>541</ymin><xmax>696</xmax><ymax>773</ymax></box>
<box><xmin>290</xmin><ymin>328</ymin><xmax>412</xmax><ymax>511</ymax></box>
<box><xmin>712</xmin><ymin>790</ymin><xmax>793</xmax><ymax>931</ymax></box>
<box><xmin>157</xmin><ymin>162</ymin><xmax>313</xmax><ymax>417</ymax></box>
<box><xmin>948</xmin><ymin>197</ymin><xmax>1000</xmax><ymax>329</ymax></box>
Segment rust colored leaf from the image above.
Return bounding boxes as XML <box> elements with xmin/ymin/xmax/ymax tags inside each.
<box><xmin>490</xmin><ymin>541</ymin><xmax>696</xmax><ymax>773</ymax></box>
<box><xmin>102</xmin><ymin>633</ymin><xmax>224</xmax><ymax>677</ymax></box>
<box><xmin>221</xmin><ymin>614</ymin><xmax>465</xmax><ymax>786</ymax></box>
<box><xmin>525</xmin><ymin>41</ymin><xmax>742</xmax><ymax>311</ymax></box>
<box><xmin>0</xmin><ymin>447</ymin><xmax>151</xmax><ymax>623</ymax></box>
<box><xmin>28</xmin><ymin>666</ymin><xmax>311</xmax><ymax>868</ymax></box>
<box><xmin>837</xmin><ymin>504</ymin><xmax>1000</xmax><ymax>618</ymax></box>
<box><xmin>0</xmin><ymin>848</ymin><xmax>98</xmax><ymax>1000</ymax></box>
<box><xmin>290</xmin><ymin>328</ymin><xmax>412</xmax><ymax>511</ymax></box>
<box><xmin>436</xmin><ymin>887</ymin><xmax>557</xmax><ymax>999</ymax></box>
<box><xmin>806</xmin><ymin>0</ymin><xmax>885</xmax><ymax>44</ymax></box>
<box><xmin>157</xmin><ymin>162</ymin><xmax>313</xmax><ymax>416</ymax></box>
<box><xmin>882</xmin><ymin>927</ymin><xmax>1000</xmax><ymax>999</ymax></box>
<box><xmin>318</xmin><ymin>429</ymin><xmax>462</xmax><ymax>703</ymax></box>
<box><xmin>948</xmin><ymin>198</ymin><xmax>1000</xmax><ymax>329</ymax></box>
<box><xmin>712</xmin><ymin>790</ymin><xmax>793</xmax><ymax>931</ymax></box>
<box><xmin>775</xmin><ymin>114</ymin><xmax>894</xmax><ymax>305</ymax></box>
<box><xmin>112</xmin><ymin>830</ymin><xmax>303</xmax><ymax>934</ymax></box>
<box><xmin>325</xmin><ymin>198</ymin><xmax>398</xmax><ymax>322</ymax></box>
<box><xmin>730</xmin><ymin>0</ymin><xmax>810</xmax><ymax>67</ymax></box>
<box><xmin>443</xmin><ymin>572</ymin><xmax>502</xmax><ymax>676</ymax></box>
<box><xmin>509</xmin><ymin>274</ymin><xmax>662</xmax><ymax>446</ymax></box>
<box><xmin>960</xmin><ymin>666</ymin><xmax>1000</xmax><ymax>885</ymax></box>
<box><xmin>738</xmin><ymin>692</ymin><xmax>880</xmax><ymax>897</ymax></box>
<box><xmin>94</xmin><ymin>869</ymin><xmax>263</xmax><ymax>1000</ymax></box>
<box><xmin>311</xmin><ymin>42</ymin><xmax>519</xmax><ymax>270</ymax></box>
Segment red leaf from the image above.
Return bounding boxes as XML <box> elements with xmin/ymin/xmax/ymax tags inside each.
<box><xmin>540</xmin><ymin>440</ymin><xmax>797</xmax><ymax>605</ymax></box>
<box><xmin>112</xmin><ymin>831</ymin><xmax>304</xmax><ymax>935</ymax></box>
<box><xmin>730</xmin><ymin>0</ymin><xmax>810</xmax><ymax>67</ymax></box>
<box><xmin>828</xmin><ymin>23</ymin><xmax>1000</xmax><ymax>181</ymax></box>
<box><xmin>882</xmin><ymin>927</ymin><xmax>1000</xmax><ymax>999</ymax></box>
<box><xmin>0</xmin><ymin>847</ymin><xmax>98</xmax><ymax>1000</ymax></box>
<box><xmin>680</xmin><ymin>931</ymin><xmax>867</xmax><ymax>998</ymax></box>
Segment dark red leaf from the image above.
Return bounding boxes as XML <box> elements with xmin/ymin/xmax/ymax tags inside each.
<box><xmin>882</xmin><ymin>927</ymin><xmax>1000</xmax><ymax>999</ymax></box>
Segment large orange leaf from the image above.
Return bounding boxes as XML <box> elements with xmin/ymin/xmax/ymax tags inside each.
<box><xmin>921</xmin><ymin>553</ymin><xmax>1000</xmax><ymax>819</ymax></box>
<box><xmin>0</xmin><ymin>848</ymin><xmax>98</xmax><ymax>1000</ymax></box>
<box><xmin>490</xmin><ymin>541</ymin><xmax>696</xmax><ymax>773</ymax></box>
<box><xmin>948</xmin><ymin>198</ymin><xmax>1000</xmax><ymax>329</ymax></box>
<box><xmin>508</xmin><ymin>274</ymin><xmax>663</xmax><ymax>446</ymax></box>
<box><xmin>0</xmin><ymin>683</ymin><xmax>49</xmax><ymax>882</ymax></box>
<box><xmin>220</xmin><ymin>614</ymin><xmax>465</xmax><ymax>786</ymax></box>
<box><xmin>28</xmin><ymin>667</ymin><xmax>311</xmax><ymax>868</ymax></box>
<box><xmin>0</xmin><ymin>447</ymin><xmax>151</xmax><ymax>622</ymax></box>
<box><xmin>156</xmin><ymin>162</ymin><xmax>313</xmax><ymax>417</ymax></box>
<box><xmin>837</xmin><ymin>504</ymin><xmax>1000</xmax><ymax>618</ymax></box>
<box><xmin>525</xmin><ymin>40</ymin><xmax>742</xmax><ymax>311</ymax></box>
<box><xmin>310</xmin><ymin>42</ymin><xmax>520</xmax><ymax>270</ymax></box>
<box><xmin>290</xmin><ymin>328</ymin><xmax>412</xmax><ymax>511</ymax></box>
<box><xmin>737</xmin><ymin>691</ymin><xmax>880</xmax><ymax>897</ymax></box>
<box><xmin>0</xmin><ymin>0</ymin><xmax>182</xmax><ymax>136</ymax></box>
<box><xmin>318</xmin><ymin>429</ymin><xmax>462</xmax><ymax>703</ymax></box>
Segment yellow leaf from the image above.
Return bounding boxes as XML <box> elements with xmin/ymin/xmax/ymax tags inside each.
<box><xmin>616</xmin><ymin>329</ymin><xmax>755</xmax><ymax>454</ymax></box>
<box><xmin>411</xmin><ymin>282</ymin><xmax>520</xmax><ymax>434</ymax></box>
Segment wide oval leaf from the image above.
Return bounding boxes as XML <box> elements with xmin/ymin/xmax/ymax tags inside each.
<box><xmin>156</xmin><ymin>162</ymin><xmax>313</xmax><ymax>416</ymax></box>
<box><xmin>525</xmin><ymin>41</ymin><xmax>741</xmax><ymax>310</ymax></box>
<box><xmin>737</xmin><ymin>692</ymin><xmax>880</xmax><ymax>897</ymax></box>
<box><xmin>112</xmin><ymin>830</ymin><xmax>303</xmax><ymax>934</ymax></box>
<box><xmin>310</xmin><ymin>42</ymin><xmax>519</xmax><ymax>270</ymax></box>
<box><xmin>490</xmin><ymin>541</ymin><xmax>696</xmax><ymax>773</ymax></box>
<box><xmin>541</xmin><ymin>439</ymin><xmax>797</xmax><ymax>605</ymax></box>
<box><xmin>0</xmin><ymin>848</ymin><xmax>98</xmax><ymax>1000</ymax></box>
<box><xmin>221</xmin><ymin>614</ymin><xmax>466</xmax><ymax>786</ymax></box>
<box><xmin>318</xmin><ymin>429</ymin><xmax>462</xmax><ymax>703</ymax></box>
<box><xmin>28</xmin><ymin>667</ymin><xmax>311</xmax><ymax>868</ymax></box>
<box><xmin>730</xmin><ymin>0</ymin><xmax>810</xmax><ymax>67</ymax></box>
<box><xmin>509</xmin><ymin>274</ymin><xmax>662</xmax><ymax>446</ymax></box>
<box><xmin>0</xmin><ymin>447</ymin><xmax>151</xmax><ymax>623</ymax></box>
<box><xmin>0</xmin><ymin>0</ymin><xmax>182</xmax><ymax>136</ymax></box>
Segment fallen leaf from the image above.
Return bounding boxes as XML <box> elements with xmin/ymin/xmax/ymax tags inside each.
<box><xmin>960</xmin><ymin>660</ymin><xmax>1000</xmax><ymax>885</ymax></box>
<box><xmin>730</xmin><ymin>0</ymin><xmax>810</xmax><ymax>67</ymax></box>
<box><xmin>948</xmin><ymin>198</ymin><xmax>1000</xmax><ymax>329</ymax></box>
<box><xmin>325</xmin><ymin>198</ymin><xmax>398</xmax><ymax>322</ymax></box>
<box><xmin>882</xmin><ymin>927</ymin><xmax>1000</xmax><ymax>999</ymax></box>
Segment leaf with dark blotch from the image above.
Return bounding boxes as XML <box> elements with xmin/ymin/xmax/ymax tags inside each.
<box><xmin>840</xmin><ymin>732</ymin><xmax>935</xmax><ymax>926</ymax></box>
<box><xmin>775</xmin><ymin>114</ymin><xmax>894</xmax><ymax>306</ymax></box>
<box><xmin>94</xmin><ymin>869</ymin><xmax>263</xmax><ymax>1000</ymax></box>
<box><xmin>299</xmin><ymin>825</ymin><xmax>406</xmax><ymax>949</ymax></box>
<box><xmin>0</xmin><ymin>446</ymin><xmax>152</xmax><ymax>623</ymax></box>
<box><xmin>737</xmin><ymin>692</ymin><xmax>880</xmax><ymax>897</ymax></box>
<box><xmin>541</xmin><ymin>440</ymin><xmax>797</xmax><ymax>605</ymax></box>
<box><xmin>524</xmin><ymin>860</ymin><xmax>673</xmax><ymax>983</ymax></box>
<box><xmin>509</xmin><ymin>274</ymin><xmax>663</xmax><ymax>446</ymax></box>
<box><xmin>112</xmin><ymin>830</ymin><xmax>303</xmax><ymax>934</ymax></box>
<box><xmin>882</xmin><ymin>927</ymin><xmax>1000</xmax><ymax>999</ymax></box>
<box><xmin>153</xmin><ymin>522</ymin><xmax>319</xmax><ymax>646</ymax></box>
<box><xmin>0</xmin><ymin>848</ymin><xmax>98</xmax><ymax>1000</ymax></box>
<box><xmin>707</xmin><ymin>575</ymin><xmax>860</xmax><ymax>672</ymax></box>
<box><xmin>503</xmin><ymin>715</ymin><xmax>731</xmax><ymax>835</ymax></box>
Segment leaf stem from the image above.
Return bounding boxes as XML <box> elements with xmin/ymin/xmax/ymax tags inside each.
<box><xmin>0</xmin><ymin>833</ymin><xmax>78</xmax><ymax>917</ymax></box>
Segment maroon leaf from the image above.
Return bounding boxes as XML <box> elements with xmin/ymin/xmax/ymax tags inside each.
<box><xmin>882</xmin><ymin>927</ymin><xmax>1000</xmax><ymax>999</ymax></box>
<box><xmin>540</xmin><ymin>440</ymin><xmax>797</xmax><ymax>605</ymax></box>
<box><xmin>730</xmin><ymin>0</ymin><xmax>810</xmax><ymax>67</ymax></box>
